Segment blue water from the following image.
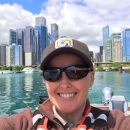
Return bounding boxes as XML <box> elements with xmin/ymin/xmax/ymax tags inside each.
<box><xmin>0</xmin><ymin>71</ymin><xmax>130</xmax><ymax>117</ymax></box>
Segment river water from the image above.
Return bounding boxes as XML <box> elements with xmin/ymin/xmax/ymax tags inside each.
<box><xmin>0</xmin><ymin>71</ymin><xmax>130</xmax><ymax>116</ymax></box>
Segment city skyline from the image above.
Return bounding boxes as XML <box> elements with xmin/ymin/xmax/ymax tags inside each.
<box><xmin>0</xmin><ymin>0</ymin><xmax>130</xmax><ymax>52</ymax></box>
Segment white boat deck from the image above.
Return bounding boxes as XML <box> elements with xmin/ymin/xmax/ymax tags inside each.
<box><xmin>91</xmin><ymin>102</ymin><xmax>130</xmax><ymax>111</ymax></box>
<box><xmin>0</xmin><ymin>70</ymin><xmax>14</xmax><ymax>74</ymax></box>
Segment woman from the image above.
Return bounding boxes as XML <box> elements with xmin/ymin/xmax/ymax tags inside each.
<box><xmin>0</xmin><ymin>38</ymin><xmax>130</xmax><ymax>130</ymax></box>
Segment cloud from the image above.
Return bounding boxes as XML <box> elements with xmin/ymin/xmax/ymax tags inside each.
<box><xmin>40</xmin><ymin>0</ymin><xmax>130</xmax><ymax>52</ymax></box>
<box><xmin>0</xmin><ymin>3</ymin><xmax>34</xmax><ymax>44</ymax></box>
<box><xmin>1</xmin><ymin>0</ymin><xmax>130</xmax><ymax>53</ymax></box>
<box><xmin>41</xmin><ymin>1</ymin><xmax>103</xmax><ymax>49</ymax></box>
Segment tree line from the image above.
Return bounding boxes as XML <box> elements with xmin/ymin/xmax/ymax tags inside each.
<box><xmin>0</xmin><ymin>65</ymin><xmax>40</xmax><ymax>72</ymax></box>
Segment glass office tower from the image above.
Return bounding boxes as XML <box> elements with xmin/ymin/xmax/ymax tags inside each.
<box><xmin>102</xmin><ymin>25</ymin><xmax>109</xmax><ymax>62</ymax></box>
<box><xmin>16</xmin><ymin>29</ymin><xmax>25</xmax><ymax>65</ymax></box>
<box><xmin>102</xmin><ymin>25</ymin><xmax>109</xmax><ymax>48</ymax></box>
<box><xmin>9</xmin><ymin>29</ymin><xmax>17</xmax><ymax>45</ymax></box>
<box><xmin>51</xmin><ymin>23</ymin><xmax>59</xmax><ymax>43</ymax></box>
<box><xmin>35</xmin><ymin>16</ymin><xmax>48</xmax><ymax>63</ymax></box>
<box><xmin>122</xmin><ymin>29</ymin><xmax>130</xmax><ymax>61</ymax></box>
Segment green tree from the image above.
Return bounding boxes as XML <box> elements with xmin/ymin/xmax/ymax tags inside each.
<box><xmin>98</xmin><ymin>65</ymin><xmax>103</xmax><ymax>71</ymax></box>
<box><xmin>8</xmin><ymin>66</ymin><xmax>13</xmax><ymax>71</ymax></box>
<box><xmin>2</xmin><ymin>65</ymin><xmax>9</xmax><ymax>70</ymax></box>
<box><xmin>14</xmin><ymin>66</ymin><xmax>21</xmax><ymax>71</ymax></box>
<box><xmin>110</xmin><ymin>62</ymin><xmax>121</xmax><ymax>68</ymax></box>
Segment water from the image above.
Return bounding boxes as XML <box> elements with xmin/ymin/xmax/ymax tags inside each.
<box><xmin>0</xmin><ymin>71</ymin><xmax>130</xmax><ymax>116</ymax></box>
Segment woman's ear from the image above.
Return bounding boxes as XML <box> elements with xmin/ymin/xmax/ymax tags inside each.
<box><xmin>90</xmin><ymin>71</ymin><xmax>95</xmax><ymax>87</ymax></box>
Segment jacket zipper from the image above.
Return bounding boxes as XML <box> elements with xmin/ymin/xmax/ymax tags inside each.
<box><xmin>42</xmin><ymin>112</ymin><xmax>65</xmax><ymax>130</ymax></box>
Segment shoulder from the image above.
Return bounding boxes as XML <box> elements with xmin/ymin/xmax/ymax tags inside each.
<box><xmin>84</xmin><ymin>106</ymin><xmax>109</xmax><ymax>129</ymax></box>
<box><xmin>0</xmin><ymin>108</ymin><xmax>33</xmax><ymax>130</ymax></box>
<box><xmin>108</xmin><ymin>109</ymin><xmax>130</xmax><ymax>130</ymax></box>
<box><xmin>91</xmin><ymin>106</ymin><xmax>110</xmax><ymax>118</ymax></box>
<box><xmin>8</xmin><ymin>108</ymin><xmax>33</xmax><ymax>120</ymax></box>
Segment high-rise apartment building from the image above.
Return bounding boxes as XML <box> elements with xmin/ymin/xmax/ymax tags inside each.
<box><xmin>25</xmin><ymin>26</ymin><xmax>37</xmax><ymax>66</ymax></box>
<box><xmin>6</xmin><ymin>44</ymin><xmax>23</xmax><ymax>66</ymax></box>
<box><xmin>6</xmin><ymin>45</ymin><xmax>11</xmax><ymax>66</ymax></box>
<box><xmin>11</xmin><ymin>44</ymin><xmax>15</xmax><ymax>66</ymax></box>
<box><xmin>122</xmin><ymin>28</ymin><xmax>130</xmax><ymax>61</ymax></box>
<box><xmin>9</xmin><ymin>29</ymin><xmax>25</xmax><ymax>65</ymax></box>
<box><xmin>102</xmin><ymin>25</ymin><xmax>109</xmax><ymax>62</ymax></box>
<box><xmin>0</xmin><ymin>45</ymin><xmax>6</xmax><ymax>66</ymax></box>
<box><xmin>9</xmin><ymin>29</ymin><xmax>17</xmax><ymax>45</ymax></box>
<box><xmin>35</xmin><ymin>16</ymin><xmax>48</xmax><ymax>63</ymax></box>
<box><xmin>112</xmin><ymin>33</ymin><xmax>122</xmax><ymax>62</ymax></box>
<box><xmin>51</xmin><ymin>23</ymin><xmax>59</xmax><ymax>43</ymax></box>
<box><xmin>106</xmin><ymin>33</ymin><xmax>122</xmax><ymax>62</ymax></box>
<box><xmin>106</xmin><ymin>37</ymin><xmax>112</xmax><ymax>62</ymax></box>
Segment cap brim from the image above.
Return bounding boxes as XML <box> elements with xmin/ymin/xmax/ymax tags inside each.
<box><xmin>40</xmin><ymin>47</ymin><xmax>93</xmax><ymax>70</ymax></box>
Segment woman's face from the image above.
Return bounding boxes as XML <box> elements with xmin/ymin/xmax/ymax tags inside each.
<box><xmin>44</xmin><ymin>53</ymin><xmax>95</xmax><ymax>114</ymax></box>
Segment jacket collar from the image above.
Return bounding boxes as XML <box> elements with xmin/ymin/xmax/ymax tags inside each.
<box><xmin>38</xmin><ymin>98</ymin><xmax>90</xmax><ymax>120</ymax></box>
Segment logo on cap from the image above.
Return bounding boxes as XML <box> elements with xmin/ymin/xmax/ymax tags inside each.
<box><xmin>55</xmin><ymin>38</ymin><xmax>73</xmax><ymax>48</ymax></box>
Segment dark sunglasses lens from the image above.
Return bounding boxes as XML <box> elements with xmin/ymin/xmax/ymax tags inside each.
<box><xmin>66</xmin><ymin>66</ymin><xmax>89</xmax><ymax>79</ymax></box>
<box><xmin>43</xmin><ymin>69</ymin><xmax>61</xmax><ymax>81</ymax></box>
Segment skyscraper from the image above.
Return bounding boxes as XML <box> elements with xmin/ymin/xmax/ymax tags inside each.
<box><xmin>106</xmin><ymin>33</ymin><xmax>122</xmax><ymax>62</ymax></box>
<box><xmin>0</xmin><ymin>45</ymin><xmax>6</xmax><ymax>66</ymax></box>
<box><xmin>51</xmin><ymin>23</ymin><xmax>59</xmax><ymax>43</ymax></box>
<box><xmin>99</xmin><ymin>46</ymin><xmax>103</xmax><ymax>62</ymax></box>
<box><xmin>6</xmin><ymin>45</ymin><xmax>11</xmax><ymax>66</ymax></box>
<box><xmin>35</xmin><ymin>16</ymin><xmax>48</xmax><ymax>63</ymax></box>
<box><xmin>106</xmin><ymin>37</ymin><xmax>112</xmax><ymax>62</ymax></box>
<box><xmin>112</xmin><ymin>33</ymin><xmax>122</xmax><ymax>62</ymax></box>
<box><xmin>6</xmin><ymin>43</ymin><xmax>23</xmax><ymax>66</ymax></box>
<box><xmin>102</xmin><ymin>25</ymin><xmax>109</xmax><ymax>47</ymax></box>
<box><xmin>35</xmin><ymin>16</ymin><xmax>46</xmax><ymax>26</ymax></box>
<box><xmin>102</xmin><ymin>25</ymin><xmax>109</xmax><ymax>62</ymax></box>
<box><xmin>14</xmin><ymin>45</ymin><xmax>22</xmax><ymax>66</ymax></box>
<box><xmin>9</xmin><ymin>29</ymin><xmax>17</xmax><ymax>45</ymax></box>
<box><xmin>122</xmin><ymin>28</ymin><xmax>130</xmax><ymax>61</ymax></box>
<box><xmin>35</xmin><ymin>30</ymin><xmax>40</xmax><ymax>65</ymax></box>
<box><xmin>24</xmin><ymin>26</ymin><xmax>36</xmax><ymax>66</ymax></box>
<box><xmin>16</xmin><ymin>29</ymin><xmax>25</xmax><ymax>65</ymax></box>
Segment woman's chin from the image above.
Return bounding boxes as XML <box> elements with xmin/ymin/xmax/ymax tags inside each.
<box><xmin>58</xmin><ymin>106</ymin><xmax>75</xmax><ymax>114</ymax></box>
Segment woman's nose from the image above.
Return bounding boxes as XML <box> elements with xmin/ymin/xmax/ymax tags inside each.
<box><xmin>59</xmin><ymin>72</ymin><xmax>72</xmax><ymax>89</ymax></box>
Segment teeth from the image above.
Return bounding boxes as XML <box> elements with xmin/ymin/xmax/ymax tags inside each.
<box><xmin>59</xmin><ymin>93</ymin><xmax>75</xmax><ymax>98</ymax></box>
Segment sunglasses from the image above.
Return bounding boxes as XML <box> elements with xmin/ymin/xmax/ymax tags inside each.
<box><xmin>43</xmin><ymin>65</ymin><xmax>93</xmax><ymax>82</ymax></box>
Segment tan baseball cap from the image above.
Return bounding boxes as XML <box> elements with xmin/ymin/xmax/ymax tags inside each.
<box><xmin>40</xmin><ymin>38</ymin><xmax>93</xmax><ymax>70</ymax></box>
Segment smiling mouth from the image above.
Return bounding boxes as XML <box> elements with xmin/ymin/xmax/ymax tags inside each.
<box><xmin>58</xmin><ymin>93</ymin><xmax>77</xmax><ymax>98</ymax></box>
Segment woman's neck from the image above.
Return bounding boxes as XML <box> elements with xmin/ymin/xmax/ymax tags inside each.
<box><xmin>56</xmin><ymin>100</ymin><xmax>90</xmax><ymax>125</ymax></box>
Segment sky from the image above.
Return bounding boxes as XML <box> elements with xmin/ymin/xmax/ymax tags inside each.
<box><xmin>0</xmin><ymin>0</ymin><xmax>130</xmax><ymax>53</ymax></box>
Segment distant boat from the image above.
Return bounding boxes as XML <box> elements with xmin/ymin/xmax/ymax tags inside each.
<box><xmin>0</xmin><ymin>70</ymin><xmax>14</xmax><ymax>74</ymax></box>
<box><xmin>21</xmin><ymin>67</ymin><xmax>40</xmax><ymax>74</ymax></box>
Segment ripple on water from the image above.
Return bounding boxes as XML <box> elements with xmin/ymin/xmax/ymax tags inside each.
<box><xmin>0</xmin><ymin>72</ymin><xmax>130</xmax><ymax>116</ymax></box>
